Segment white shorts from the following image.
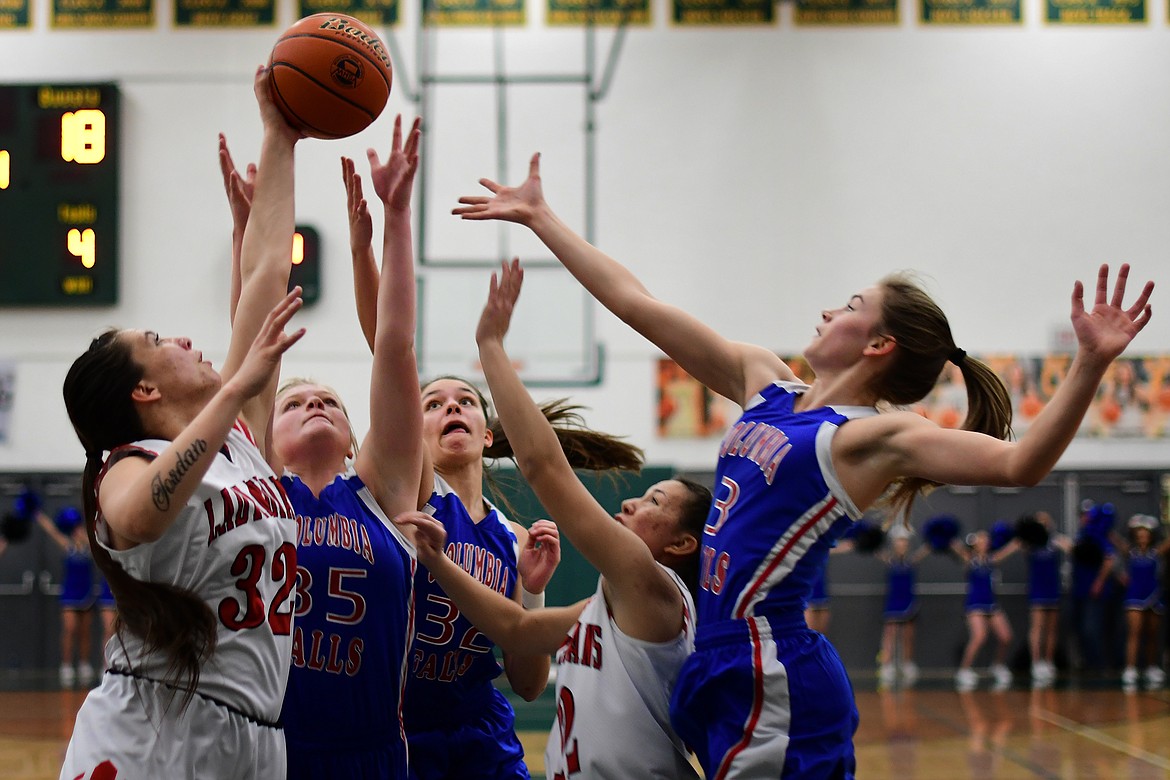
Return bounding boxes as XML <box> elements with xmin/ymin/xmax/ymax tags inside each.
<box><xmin>61</xmin><ymin>672</ymin><xmax>286</xmax><ymax>780</ymax></box>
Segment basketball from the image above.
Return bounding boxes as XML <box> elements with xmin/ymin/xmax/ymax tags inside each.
<box><xmin>268</xmin><ymin>13</ymin><xmax>393</xmax><ymax>139</ymax></box>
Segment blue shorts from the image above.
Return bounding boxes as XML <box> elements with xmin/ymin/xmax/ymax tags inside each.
<box><xmin>287</xmin><ymin>740</ymin><xmax>407</xmax><ymax>780</ymax></box>
<box><xmin>670</xmin><ymin>615</ymin><xmax>857</xmax><ymax>780</ymax></box>
<box><xmin>407</xmin><ymin>687</ymin><xmax>529</xmax><ymax>780</ymax></box>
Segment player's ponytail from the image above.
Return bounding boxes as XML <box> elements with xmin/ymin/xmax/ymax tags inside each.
<box><xmin>64</xmin><ymin>330</ymin><xmax>217</xmax><ymax>708</ymax></box>
<box><xmin>485</xmin><ymin>398</ymin><xmax>644</xmax><ymax>472</ymax></box>
<box><xmin>875</xmin><ymin>275</ymin><xmax>1013</xmax><ymax>517</ymax></box>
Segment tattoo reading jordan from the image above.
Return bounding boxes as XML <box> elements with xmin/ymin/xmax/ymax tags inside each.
<box><xmin>151</xmin><ymin>439</ymin><xmax>208</xmax><ymax>510</ymax></box>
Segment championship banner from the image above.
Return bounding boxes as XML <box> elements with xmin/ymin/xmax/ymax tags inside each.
<box><xmin>1045</xmin><ymin>0</ymin><xmax>1144</xmax><ymax>23</ymax></box>
<box><xmin>672</xmin><ymin>0</ymin><xmax>774</xmax><ymax>25</ymax></box>
<box><xmin>0</xmin><ymin>0</ymin><xmax>30</xmax><ymax>29</ymax></box>
<box><xmin>175</xmin><ymin>0</ymin><xmax>276</xmax><ymax>26</ymax></box>
<box><xmin>920</xmin><ymin>0</ymin><xmax>1020</xmax><ymax>23</ymax></box>
<box><xmin>796</xmin><ymin>0</ymin><xmax>898</xmax><ymax>25</ymax></box>
<box><xmin>547</xmin><ymin>0</ymin><xmax>650</xmax><ymax>26</ymax></box>
<box><xmin>423</xmin><ymin>0</ymin><xmax>524</xmax><ymax>26</ymax></box>
<box><xmin>298</xmin><ymin>0</ymin><xmax>398</xmax><ymax>25</ymax></box>
<box><xmin>51</xmin><ymin>0</ymin><xmax>153</xmax><ymax>27</ymax></box>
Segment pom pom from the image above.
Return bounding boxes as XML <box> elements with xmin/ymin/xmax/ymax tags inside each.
<box><xmin>1084</xmin><ymin>502</ymin><xmax>1116</xmax><ymax>541</ymax></box>
<box><xmin>55</xmin><ymin>506</ymin><xmax>83</xmax><ymax>534</ymax></box>
<box><xmin>1072</xmin><ymin>538</ymin><xmax>1105</xmax><ymax>569</ymax></box>
<box><xmin>13</xmin><ymin>488</ymin><xmax>41</xmax><ymax>521</ymax></box>
<box><xmin>844</xmin><ymin>520</ymin><xmax>886</xmax><ymax>554</ymax></box>
<box><xmin>1014</xmin><ymin>515</ymin><xmax>1050</xmax><ymax>548</ymax></box>
<box><xmin>989</xmin><ymin>520</ymin><xmax>1015</xmax><ymax>552</ymax></box>
<box><xmin>1</xmin><ymin>511</ymin><xmax>32</xmax><ymax>543</ymax></box>
<box><xmin>924</xmin><ymin>514</ymin><xmax>961</xmax><ymax>552</ymax></box>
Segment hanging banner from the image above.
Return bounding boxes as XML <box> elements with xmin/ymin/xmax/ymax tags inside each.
<box><xmin>920</xmin><ymin>0</ymin><xmax>1021</xmax><ymax>23</ymax></box>
<box><xmin>51</xmin><ymin>0</ymin><xmax>153</xmax><ymax>27</ymax></box>
<box><xmin>672</xmin><ymin>0</ymin><xmax>774</xmax><ymax>25</ymax></box>
<box><xmin>796</xmin><ymin>0</ymin><xmax>898</xmax><ymax>25</ymax></box>
<box><xmin>1045</xmin><ymin>0</ymin><xmax>1144</xmax><ymax>23</ymax></box>
<box><xmin>0</xmin><ymin>361</ymin><xmax>12</xmax><ymax>445</ymax></box>
<box><xmin>915</xmin><ymin>354</ymin><xmax>1170</xmax><ymax>439</ymax></box>
<box><xmin>175</xmin><ymin>0</ymin><xmax>276</xmax><ymax>26</ymax></box>
<box><xmin>423</xmin><ymin>0</ymin><xmax>524</xmax><ymax>26</ymax></box>
<box><xmin>657</xmin><ymin>360</ymin><xmax>730</xmax><ymax>439</ymax></box>
<box><xmin>0</xmin><ymin>0</ymin><xmax>30</xmax><ymax>28</ymax></box>
<box><xmin>547</xmin><ymin>0</ymin><xmax>650</xmax><ymax>25</ymax></box>
<box><xmin>297</xmin><ymin>0</ymin><xmax>399</xmax><ymax>24</ymax></box>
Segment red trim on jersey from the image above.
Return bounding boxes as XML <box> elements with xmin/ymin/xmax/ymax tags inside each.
<box><xmin>233</xmin><ymin>418</ymin><xmax>257</xmax><ymax>447</ymax></box>
<box><xmin>714</xmin><ymin>617</ymin><xmax>768</xmax><ymax>780</ymax></box>
<box><xmin>733</xmin><ymin>497</ymin><xmax>838</xmax><ymax>620</ymax></box>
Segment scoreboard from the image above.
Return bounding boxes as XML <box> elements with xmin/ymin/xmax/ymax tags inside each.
<box><xmin>0</xmin><ymin>83</ymin><xmax>119</xmax><ymax>306</ymax></box>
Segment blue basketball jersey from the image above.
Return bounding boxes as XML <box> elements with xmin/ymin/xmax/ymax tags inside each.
<box><xmin>404</xmin><ymin>475</ymin><xmax>520</xmax><ymax>733</ymax></box>
<box><xmin>280</xmin><ymin>471</ymin><xmax>416</xmax><ymax>771</ymax></box>
<box><xmin>697</xmin><ymin>381</ymin><xmax>875</xmax><ymax>625</ymax></box>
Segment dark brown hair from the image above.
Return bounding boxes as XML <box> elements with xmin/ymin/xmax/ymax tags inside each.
<box><xmin>873</xmin><ymin>275</ymin><xmax>1013</xmax><ymax>516</ymax></box>
<box><xmin>62</xmin><ymin>329</ymin><xmax>217</xmax><ymax>706</ymax></box>
<box><xmin>667</xmin><ymin>476</ymin><xmax>714</xmax><ymax>600</ymax></box>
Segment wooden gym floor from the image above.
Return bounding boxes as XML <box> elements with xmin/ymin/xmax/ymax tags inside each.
<box><xmin>4</xmin><ymin>682</ymin><xmax>1169</xmax><ymax>779</ymax></box>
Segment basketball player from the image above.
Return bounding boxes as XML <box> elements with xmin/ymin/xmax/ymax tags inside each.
<box><xmin>220</xmin><ymin>115</ymin><xmax>426</xmax><ymax>776</ymax></box>
<box><xmin>397</xmin><ymin>259</ymin><xmax>707</xmax><ymax>779</ymax></box>
<box><xmin>453</xmin><ymin>153</ymin><xmax>1153</xmax><ymax>779</ymax></box>
<box><xmin>59</xmin><ymin>67</ymin><xmax>305</xmax><ymax>780</ymax></box>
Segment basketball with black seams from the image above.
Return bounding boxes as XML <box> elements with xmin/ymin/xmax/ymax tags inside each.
<box><xmin>268</xmin><ymin>13</ymin><xmax>393</xmax><ymax>139</ymax></box>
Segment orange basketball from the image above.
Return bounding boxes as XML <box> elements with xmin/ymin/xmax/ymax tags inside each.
<box><xmin>268</xmin><ymin>13</ymin><xmax>393</xmax><ymax>140</ymax></box>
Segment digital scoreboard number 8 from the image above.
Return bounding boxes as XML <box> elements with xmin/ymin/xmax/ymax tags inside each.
<box><xmin>0</xmin><ymin>83</ymin><xmax>118</xmax><ymax>306</ymax></box>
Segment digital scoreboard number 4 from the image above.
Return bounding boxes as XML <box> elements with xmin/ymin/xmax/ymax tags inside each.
<box><xmin>0</xmin><ymin>84</ymin><xmax>119</xmax><ymax>306</ymax></box>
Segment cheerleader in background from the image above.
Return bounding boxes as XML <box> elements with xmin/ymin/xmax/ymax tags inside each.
<box><xmin>804</xmin><ymin>539</ymin><xmax>854</xmax><ymax>635</ymax></box>
<box><xmin>953</xmin><ymin>529</ymin><xmax>1019</xmax><ymax>691</ymax></box>
<box><xmin>1116</xmin><ymin>515</ymin><xmax>1170</xmax><ymax>690</ymax></box>
<box><xmin>1015</xmin><ymin>511</ymin><xmax>1072</xmax><ymax>688</ymax></box>
<box><xmin>35</xmin><ymin>507</ymin><xmax>98</xmax><ymax>687</ymax></box>
<box><xmin>876</xmin><ymin>525</ymin><xmax>929</xmax><ymax>688</ymax></box>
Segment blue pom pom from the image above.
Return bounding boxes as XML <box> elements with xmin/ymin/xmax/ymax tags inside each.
<box><xmin>13</xmin><ymin>488</ymin><xmax>41</xmax><ymax>521</ymax></box>
<box><xmin>55</xmin><ymin>506</ymin><xmax>83</xmax><ymax>534</ymax></box>
<box><xmin>989</xmin><ymin>520</ymin><xmax>1015</xmax><ymax>551</ymax></box>
<box><xmin>924</xmin><ymin>514</ymin><xmax>961</xmax><ymax>552</ymax></box>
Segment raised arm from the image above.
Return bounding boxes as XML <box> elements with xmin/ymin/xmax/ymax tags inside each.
<box><xmin>99</xmin><ymin>291</ymin><xmax>304</xmax><ymax>547</ymax></box>
<box><xmin>839</xmin><ymin>265</ymin><xmax>1154</xmax><ymax>499</ymax></box>
<box><xmin>455</xmin><ymin>155</ymin><xmax>794</xmax><ymax>406</ymax></box>
<box><xmin>475</xmin><ymin>259</ymin><xmax>685</xmax><ymax>643</ymax></box>
<box><xmin>221</xmin><ymin>67</ymin><xmax>302</xmax><ymax>447</ymax></box>
<box><xmin>218</xmin><ymin>133</ymin><xmax>255</xmax><ymax>327</ymax></box>
<box><xmin>395</xmin><ymin>511</ymin><xmax>586</xmax><ymax>654</ymax></box>
<box><xmin>342</xmin><ymin>155</ymin><xmax>379</xmax><ymax>352</ymax></box>
<box><xmin>351</xmin><ymin>116</ymin><xmax>425</xmax><ymax>518</ymax></box>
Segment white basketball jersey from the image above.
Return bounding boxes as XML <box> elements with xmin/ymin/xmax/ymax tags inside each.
<box><xmin>545</xmin><ymin>566</ymin><xmax>700</xmax><ymax>780</ymax></box>
<box><xmin>96</xmin><ymin>423</ymin><xmax>298</xmax><ymax>723</ymax></box>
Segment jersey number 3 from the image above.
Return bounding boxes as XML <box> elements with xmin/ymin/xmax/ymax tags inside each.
<box><xmin>218</xmin><ymin>542</ymin><xmax>297</xmax><ymax>635</ymax></box>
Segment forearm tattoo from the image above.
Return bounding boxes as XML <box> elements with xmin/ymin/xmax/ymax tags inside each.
<box><xmin>152</xmin><ymin>439</ymin><xmax>209</xmax><ymax>511</ymax></box>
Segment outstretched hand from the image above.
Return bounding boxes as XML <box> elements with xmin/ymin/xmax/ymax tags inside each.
<box><xmin>476</xmin><ymin>259</ymin><xmax>523</xmax><ymax>347</ymax></box>
<box><xmin>518</xmin><ymin>519</ymin><xmax>561</xmax><ymax>596</ymax></box>
<box><xmin>218</xmin><ymin>134</ymin><xmax>256</xmax><ymax>233</ymax></box>
<box><xmin>341</xmin><ymin>156</ymin><xmax>373</xmax><ymax>253</ymax></box>
<box><xmin>453</xmin><ymin>152</ymin><xmax>544</xmax><ymax>226</ymax></box>
<box><xmin>1071</xmin><ymin>264</ymin><xmax>1154</xmax><ymax>365</ymax></box>
<box><xmin>229</xmin><ymin>287</ymin><xmax>306</xmax><ymax>399</ymax></box>
<box><xmin>392</xmin><ymin>510</ymin><xmax>447</xmax><ymax>566</ymax></box>
<box><xmin>367</xmin><ymin>115</ymin><xmax>421</xmax><ymax>212</ymax></box>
